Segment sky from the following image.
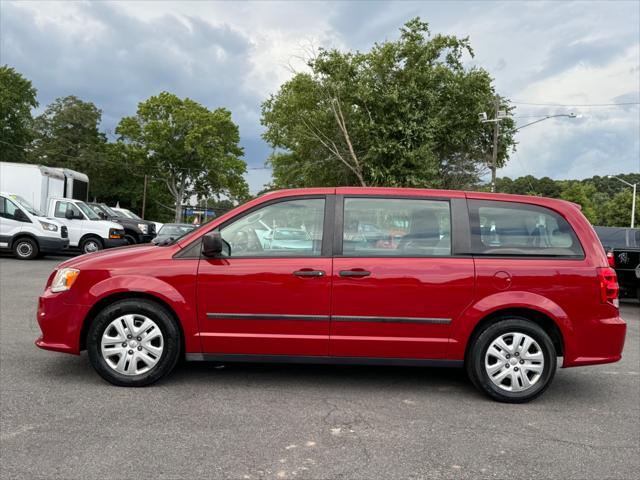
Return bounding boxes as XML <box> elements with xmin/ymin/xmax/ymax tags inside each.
<box><xmin>1</xmin><ymin>0</ymin><xmax>639</xmax><ymax>194</ymax></box>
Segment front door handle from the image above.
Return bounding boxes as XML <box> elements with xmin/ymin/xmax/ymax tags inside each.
<box><xmin>293</xmin><ymin>269</ymin><xmax>325</xmax><ymax>277</ymax></box>
<box><xmin>339</xmin><ymin>269</ymin><xmax>371</xmax><ymax>278</ymax></box>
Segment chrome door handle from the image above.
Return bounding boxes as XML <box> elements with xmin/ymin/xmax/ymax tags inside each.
<box><xmin>339</xmin><ymin>269</ymin><xmax>371</xmax><ymax>278</ymax></box>
<box><xmin>293</xmin><ymin>270</ymin><xmax>325</xmax><ymax>277</ymax></box>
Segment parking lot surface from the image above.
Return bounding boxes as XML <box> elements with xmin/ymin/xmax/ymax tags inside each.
<box><xmin>1</xmin><ymin>256</ymin><xmax>639</xmax><ymax>480</ymax></box>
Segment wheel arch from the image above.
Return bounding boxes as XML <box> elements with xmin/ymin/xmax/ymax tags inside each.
<box><xmin>80</xmin><ymin>291</ymin><xmax>185</xmax><ymax>354</ymax></box>
<box><xmin>9</xmin><ymin>232</ymin><xmax>40</xmax><ymax>249</ymax></box>
<box><xmin>79</xmin><ymin>233</ymin><xmax>104</xmax><ymax>245</ymax></box>
<box><xmin>464</xmin><ymin>307</ymin><xmax>565</xmax><ymax>362</ymax></box>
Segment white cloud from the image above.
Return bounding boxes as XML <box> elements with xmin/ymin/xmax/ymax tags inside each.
<box><xmin>1</xmin><ymin>0</ymin><xmax>638</xmax><ymax>194</ymax></box>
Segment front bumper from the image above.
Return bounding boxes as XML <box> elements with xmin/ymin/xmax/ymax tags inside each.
<box><xmin>35</xmin><ymin>292</ymin><xmax>89</xmax><ymax>355</ymax></box>
<box><xmin>564</xmin><ymin>315</ymin><xmax>627</xmax><ymax>367</ymax></box>
<box><xmin>103</xmin><ymin>238</ymin><xmax>127</xmax><ymax>249</ymax></box>
<box><xmin>39</xmin><ymin>237</ymin><xmax>70</xmax><ymax>253</ymax></box>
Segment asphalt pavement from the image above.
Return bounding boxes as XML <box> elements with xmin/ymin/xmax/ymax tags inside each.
<box><xmin>1</xmin><ymin>256</ymin><xmax>638</xmax><ymax>480</ymax></box>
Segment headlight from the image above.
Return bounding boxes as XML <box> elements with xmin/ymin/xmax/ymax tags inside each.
<box><xmin>39</xmin><ymin>221</ymin><xmax>58</xmax><ymax>232</ymax></box>
<box><xmin>51</xmin><ymin>268</ymin><xmax>80</xmax><ymax>293</ymax></box>
<box><xmin>109</xmin><ymin>228</ymin><xmax>124</xmax><ymax>239</ymax></box>
<box><xmin>137</xmin><ymin>223</ymin><xmax>149</xmax><ymax>234</ymax></box>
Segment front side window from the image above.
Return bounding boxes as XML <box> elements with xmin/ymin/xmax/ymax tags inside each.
<box><xmin>55</xmin><ymin>201</ymin><xmax>83</xmax><ymax>219</ymax></box>
<box><xmin>0</xmin><ymin>197</ymin><xmax>28</xmax><ymax>222</ymax></box>
<box><xmin>342</xmin><ymin>198</ymin><xmax>451</xmax><ymax>257</ymax></box>
<box><xmin>469</xmin><ymin>200</ymin><xmax>584</xmax><ymax>257</ymax></box>
<box><xmin>220</xmin><ymin>198</ymin><xmax>325</xmax><ymax>257</ymax></box>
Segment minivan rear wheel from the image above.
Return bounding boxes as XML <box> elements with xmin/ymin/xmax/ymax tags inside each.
<box><xmin>466</xmin><ymin>318</ymin><xmax>556</xmax><ymax>403</ymax></box>
<box><xmin>87</xmin><ymin>299</ymin><xmax>181</xmax><ymax>387</ymax></box>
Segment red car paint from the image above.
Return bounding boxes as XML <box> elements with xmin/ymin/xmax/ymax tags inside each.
<box><xmin>36</xmin><ymin>187</ymin><xmax>626</xmax><ymax>369</ymax></box>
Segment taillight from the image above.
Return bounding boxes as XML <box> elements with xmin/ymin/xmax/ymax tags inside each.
<box><xmin>606</xmin><ymin>251</ymin><xmax>615</xmax><ymax>267</ymax></box>
<box><xmin>597</xmin><ymin>267</ymin><xmax>619</xmax><ymax>306</ymax></box>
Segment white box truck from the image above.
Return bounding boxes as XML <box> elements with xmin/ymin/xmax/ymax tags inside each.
<box><xmin>0</xmin><ymin>162</ymin><xmax>89</xmax><ymax>210</ymax></box>
<box><xmin>0</xmin><ymin>162</ymin><xmax>126</xmax><ymax>254</ymax></box>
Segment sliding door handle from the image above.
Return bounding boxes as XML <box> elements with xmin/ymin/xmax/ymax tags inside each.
<box><xmin>339</xmin><ymin>269</ymin><xmax>371</xmax><ymax>278</ymax></box>
<box><xmin>293</xmin><ymin>269</ymin><xmax>325</xmax><ymax>277</ymax></box>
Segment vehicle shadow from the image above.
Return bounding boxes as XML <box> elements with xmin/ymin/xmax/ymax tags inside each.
<box><xmin>36</xmin><ymin>352</ymin><xmax>619</xmax><ymax>405</ymax></box>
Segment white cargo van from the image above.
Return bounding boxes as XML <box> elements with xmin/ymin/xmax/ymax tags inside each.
<box><xmin>0</xmin><ymin>162</ymin><xmax>126</xmax><ymax>254</ymax></box>
<box><xmin>0</xmin><ymin>192</ymin><xmax>69</xmax><ymax>259</ymax></box>
<box><xmin>45</xmin><ymin>198</ymin><xmax>126</xmax><ymax>254</ymax></box>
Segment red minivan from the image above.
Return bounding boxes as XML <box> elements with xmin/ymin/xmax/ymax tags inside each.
<box><xmin>36</xmin><ymin>188</ymin><xmax>626</xmax><ymax>402</ymax></box>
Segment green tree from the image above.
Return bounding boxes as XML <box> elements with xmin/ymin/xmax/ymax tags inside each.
<box><xmin>559</xmin><ymin>181</ymin><xmax>598</xmax><ymax>223</ymax></box>
<box><xmin>261</xmin><ymin>18</ymin><xmax>516</xmax><ymax>189</ymax></box>
<box><xmin>30</xmin><ymin>95</ymin><xmax>106</xmax><ymax>173</ymax></box>
<box><xmin>0</xmin><ymin>66</ymin><xmax>38</xmax><ymax>162</ymax></box>
<box><xmin>116</xmin><ymin>92</ymin><xmax>249</xmax><ymax>222</ymax></box>
<box><xmin>87</xmin><ymin>143</ymin><xmax>176</xmax><ymax>223</ymax></box>
<box><xmin>603</xmin><ymin>190</ymin><xmax>635</xmax><ymax>227</ymax></box>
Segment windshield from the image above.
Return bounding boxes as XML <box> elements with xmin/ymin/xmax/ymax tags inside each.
<box><xmin>8</xmin><ymin>194</ymin><xmax>45</xmax><ymax>216</ymax></box>
<box><xmin>76</xmin><ymin>201</ymin><xmax>101</xmax><ymax>220</ymax></box>
<box><xmin>89</xmin><ymin>204</ymin><xmax>107</xmax><ymax>216</ymax></box>
<box><xmin>159</xmin><ymin>224</ymin><xmax>196</xmax><ymax>237</ymax></box>
<box><xmin>100</xmin><ymin>204</ymin><xmax>119</xmax><ymax>217</ymax></box>
<box><xmin>274</xmin><ymin>229</ymin><xmax>309</xmax><ymax>240</ymax></box>
<box><xmin>126</xmin><ymin>209</ymin><xmax>141</xmax><ymax>219</ymax></box>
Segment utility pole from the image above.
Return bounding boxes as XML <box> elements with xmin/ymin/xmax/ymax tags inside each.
<box><xmin>490</xmin><ymin>96</ymin><xmax>500</xmax><ymax>193</ymax></box>
<box><xmin>478</xmin><ymin>104</ymin><xmax>577</xmax><ymax>193</ymax></box>
<box><xmin>141</xmin><ymin>174</ymin><xmax>148</xmax><ymax>220</ymax></box>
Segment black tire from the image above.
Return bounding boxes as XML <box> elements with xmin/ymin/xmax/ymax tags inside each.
<box><xmin>79</xmin><ymin>236</ymin><xmax>103</xmax><ymax>254</ymax></box>
<box><xmin>12</xmin><ymin>237</ymin><xmax>39</xmax><ymax>260</ymax></box>
<box><xmin>124</xmin><ymin>233</ymin><xmax>137</xmax><ymax>245</ymax></box>
<box><xmin>87</xmin><ymin>299</ymin><xmax>181</xmax><ymax>387</ymax></box>
<box><xmin>466</xmin><ymin>317</ymin><xmax>557</xmax><ymax>403</ymax></box>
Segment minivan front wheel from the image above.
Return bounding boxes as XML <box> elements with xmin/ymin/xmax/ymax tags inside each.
<box><xmin>467</xmin><ymin>318</ymin><xmax>557</xmax><ymax>403</ymax></box>
<box><xmin>87</xmin><ymin>299</ymin><xmax>181</xmax><ymax>387</ymax></box>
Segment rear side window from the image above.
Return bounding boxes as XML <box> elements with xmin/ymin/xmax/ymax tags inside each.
<box><xmin>468</xmin><ymin>200</ymin><xmax>583</xmax><ymax>257</ymax></box>
<box><xmin>342</xmin><ymin>198</ymin><xmax>451</xmax><ymax>257</ymax></box>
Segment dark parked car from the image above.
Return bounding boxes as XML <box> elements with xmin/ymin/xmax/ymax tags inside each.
<box><xmin>594</xmin><ymin>226</ymin><xmax>640</xmax><ymax>300</ymax></box>
<box><xmin>88</xmin><ymin>203</ymin><xmax>156</xmax><ymax>245</ymax></box>
<box><xmin>152</xmin><ymin>223</ymin><xmax>198</xmax><ymax>245</ymax></box>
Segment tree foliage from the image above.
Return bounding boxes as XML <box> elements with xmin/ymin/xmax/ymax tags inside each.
<box><xmin>29</xmin><ymin>95</ymin><xmax>106</xmax><ymax>172</ymax></box>
<box><xmin>0</xmin><ymin>65</ymin><xmax>38</xmax><ymax>162</ymax></box>
<box><xmin>261</xmin><ymin>18</ymin><xmax>516</xmax><ymax>189</ymax></box>
<box><xmin>493</xmin><ymin>173</ymin><xmax>639</xmax><ymax>227</ymax></box>
<box><xmin>116</xmin><ymin>92</ymin><xmax>249</xmax><ymax>222</ymax></box>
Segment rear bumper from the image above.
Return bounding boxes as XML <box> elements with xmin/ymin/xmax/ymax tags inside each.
<box><xmin>564</xmin><ymin>315</ymin><xmax>627</xmax><ymax>367</ymax></box>
<box><xmin>35</xmin><ymin>292</ymin><xmax>89</xmax><ymax>355</ymax></box>
<box><xmin>39</xmin><ymin>237</ymin><xmax>69</xmax><ymax>253</ymax></box>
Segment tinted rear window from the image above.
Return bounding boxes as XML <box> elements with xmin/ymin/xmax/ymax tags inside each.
<box><xmin>469</xmin><ymin>200</ymin><xmax>584</xmax><ymax>257</ymax></box>
<box><xmin>594</xmin><ymin>226</ymin><xmax>638</xmax><ymax>249</ymax></box>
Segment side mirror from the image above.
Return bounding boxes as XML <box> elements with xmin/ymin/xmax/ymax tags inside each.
<box><xmin>65</xmin><ymin>209</ymin><xmax>75</xmax><ymax>220</ymax></box>
<box><xmin>202</xmin><ymin>231</ymin><xmax>229</xmax><ymax>257</ymax></box>
<box><xmin>99</xmin><ymin>212</ymin><xmax>107</xmax><ymax>220</ymax></box>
